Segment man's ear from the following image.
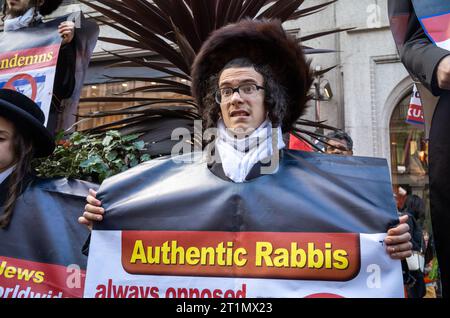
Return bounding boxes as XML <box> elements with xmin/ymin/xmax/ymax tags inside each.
<box><xmin>37</xmin><ymin>0</ymin><xmax>45</xmax><ymax>7</ymax></box>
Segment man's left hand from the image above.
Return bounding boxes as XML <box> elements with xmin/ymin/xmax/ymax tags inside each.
<box><xmin>384</xmin><ymin>215</ymin><xmax>413</xmax><ymax>260</ymax></box>
<box><xmin>58</xmin><ymin>21</ymin><xmax>75</xmax><ymax>45</ymax></box>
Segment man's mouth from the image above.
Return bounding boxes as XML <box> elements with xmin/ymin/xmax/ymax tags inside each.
<box><xmin>230</xmin><ymin>110</ymin><xmax>250</xmax><ymax>117</ymax></box>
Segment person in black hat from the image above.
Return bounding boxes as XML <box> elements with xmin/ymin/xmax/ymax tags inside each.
<box><xmin>2</xmin><ymin>0</ymin><xmax>76</xmax><ymax>134</ymax></box>
<box><xmin>80</xmin><ymin>19</ymin><xmax>412</xmax><ymax>262</ymax></box>
<box><xmin>0</xmin><ymin>88</ymin><xmax>54</xmax><ymax>228</ymax></box>
<box><xmin>0</xmin><ymin>88</ymin><xmax>95</xmax><ymax>295</ymax></box>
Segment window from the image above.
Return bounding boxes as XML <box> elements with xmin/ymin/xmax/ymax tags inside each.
<box><xmin>77</xmin><ymin>80</ymin><xmax>187</xmax><ymax>131</ymax></box>
<box><xmin>390</xmin><ymin>90</ymin><xmax>431</xmax><ymax>230</ymax></box>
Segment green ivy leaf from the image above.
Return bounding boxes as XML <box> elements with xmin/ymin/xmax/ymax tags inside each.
<box><xmin>33</xmin><ymin>130</ymin><xmax>150</xmax><ymax>183</ymax></box>
<box><xmin>130</xmin><ymin>159</ymin><xmax>139</xmax><ymax>167</ymax></box>
<box><xmin>133</xmin><ymin>141</ymin><xmax>145</xmax><ymax>151</ymax></box>
<box><xmin>106</xmin><ymin>130</ymin><xmax>121</xmax><ymax>139</ymax></box>
<box><xmin>122</xmin><ymin>133</ymin><xmax>142</xmax><ymax>142</ymax></box>
<box><xmin>102</xmin><ymin>135</ymin><xmax>114</xmax><ymax>146</ymax></box>
<box><xmin>106</xmin><ymin>150</ymin><xmax>118</xmax><ymax>162</ymax></box>
<box><xmin>126</xmin><ymin>153</ymin><xmax>136</xmax><ymax>162</ymax></box>
<box><xmin>141</xmin><ymin>154</ymin><xmax>151</xmax><ymax>162</ymax></box>
<box><xmin>80</xmin><ymin>155</ymin><xmax>102</xmax><ymax>168</ymax></box>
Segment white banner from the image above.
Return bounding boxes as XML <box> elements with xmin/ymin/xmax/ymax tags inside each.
<box><xmin>85</xmin><ymin>231</ymin><xmax>404</xmax><ymax>298</ymax></box>
<box><xmin>0</xmin><ymin>30</ymin><xmax>61</xmax><ymax>125</ymax></box>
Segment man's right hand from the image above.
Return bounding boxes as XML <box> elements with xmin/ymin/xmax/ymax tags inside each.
<box><xmin>78</xmin><ymin>189</ymin><xmax>105</xmax><ymax>231</ymax></box>
<box><xmin>437</xmin><ymin>55</ymin><xmax>450</xmax><ymax>90</ymax></box>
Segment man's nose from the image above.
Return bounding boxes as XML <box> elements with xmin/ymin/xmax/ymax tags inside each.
<box><xmin>230</xmin><ymin>90</ymin><xmax>243</xmax><ymax>103</ymax></box>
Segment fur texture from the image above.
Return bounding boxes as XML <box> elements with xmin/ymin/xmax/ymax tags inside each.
<box><xmin>191</xmin><ymin>19</ymin><xmax>313</xmax><ymax>132</ymax></box>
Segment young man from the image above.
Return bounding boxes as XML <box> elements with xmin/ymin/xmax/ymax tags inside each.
<box><xmin>80</xmin><ymin>19</ymin><xmax>413</xmax><ymax>265</ymax></box>
<box><xmin>2</xmin><ymin>0</ymin><xmax>76</xmax><ymax>134</ymax></box>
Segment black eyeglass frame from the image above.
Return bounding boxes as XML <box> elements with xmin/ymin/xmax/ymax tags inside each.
<box><xmin>215</xmin><ymin>84</ymin><xmax>265</xmax><ymax>104</ymax></box>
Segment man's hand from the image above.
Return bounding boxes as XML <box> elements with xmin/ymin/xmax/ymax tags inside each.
<box><xmin>437</xmin><ymin>55</ymin><xmax>450</xmax><ymax>90</ymax></box>
<box><xmin>384</xmin><ymin>215</ymin><xmax>413</xmax><ymax>260</ymax></box>
<box><xmin>58</xmin><ymin>21</ymin><xmax>75</xmax><ymax>45</ymax></box>
<box><xmin>78</xmin><ymin>189</ymin><xmax>104</xmax><ymax>231</ymax></box>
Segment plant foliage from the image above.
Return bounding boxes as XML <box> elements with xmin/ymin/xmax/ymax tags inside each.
<box><xmin>33</xmin><ymin>130</ymin><xmax>150</xmax><ymax>183</ymax></box>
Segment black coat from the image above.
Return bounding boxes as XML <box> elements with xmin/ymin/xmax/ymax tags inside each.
<box><xmin>46</xmin><ymin>38</ymin><xmax>77</xmax><ymax>135</ymax></box>
<box><xmin>0</xmin><ymin>174</ymin><xmax>34</xmax><ymax>210</ymax></box>
<box><xmin>0</xmin><ymin>175</ymin><xmax>95</xmax><ymax>269</ymax></box>
<box><xmin>389</xmin><ymin>0</ymin><xmax>450</xmax><ymax>298</ymax></box>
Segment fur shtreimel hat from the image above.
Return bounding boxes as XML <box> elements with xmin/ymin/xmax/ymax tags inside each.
<box><xmin>191</xmin><ymin>19</ymin><xmax>313</xmax><ymax>132</ymax></box>
<box><xmin>0</xmin><ymin>89</ymin><xmax>55</xmax><ymax>157</ymax></box>
<box><xmin>39</xmin><ymin>0</ymin><xmax>63</xmax><ymax>16</ymax></box>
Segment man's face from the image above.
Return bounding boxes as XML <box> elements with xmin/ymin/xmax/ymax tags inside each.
<box><xmin>0</xmin><ymin>116</ymin><xmax>16</xmax><ymax>173</ymax></box>
<box><xmin>325</xmin><ymin>139</ymin><xmax>353</xmax><ymax>156</ymax></box>
<box><xmin>6</xmin><ymin>0</ymin><xmax>34</xmax><ymax>18</ymax></box>
<box><xmin>218</xmin><ymin>67</ymin><xmax>267</xmax><ymax>137</ymax></box>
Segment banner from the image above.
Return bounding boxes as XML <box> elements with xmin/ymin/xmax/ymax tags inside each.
<box><xmin>84</xmin><ymin>151</ymin><xmax>405</xmax><ymax>298</ymax></box>
<box><xmin>406</xmin><ymin>84</ymin><xmax>425</xmax><ymax>127</ymax></box>
<box><xmin>0</xmin><ymin>178</ymin><xmax>98</xmax><ymax>298</ymax></box>
<box><xmin>412</xmin><ymin>0</ymin><xmax>450</xmax><ymax>51</ymax></box>
<box><xmin>0</xmin><ymin>19</ymin><xmax>63</xmax><ymax>125</ymax></box>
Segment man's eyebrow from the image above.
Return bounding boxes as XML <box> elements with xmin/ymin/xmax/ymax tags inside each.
<box><xmin>219</xmin><ymin>79</ymin><xmax>259</xmax><ymax>87</ymax></box>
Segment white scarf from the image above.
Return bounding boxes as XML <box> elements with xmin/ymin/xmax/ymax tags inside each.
<box><xmin>4</xmin><ymin>8</ymin><xmax>42</xmax><ymax>32</ymax></box>
<box><xmin>216</xmin><ymin>119</ymin><xmax>285</xmax><ymax>183</ymax></box>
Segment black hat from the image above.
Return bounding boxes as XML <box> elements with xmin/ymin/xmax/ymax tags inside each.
<box><xmin>39</xmin><ymin>0</ymin><xmax>63</xmax><ymax>16</ymax></box>
<box><xmin>0</xmin><ymin>89</ymin><xmax>55</xmax><ymax>157</ymax></box>
<box><xmin>191</xmin><ymin>19</ymin><xmax>313</xmax><ymax>132</ymax></box>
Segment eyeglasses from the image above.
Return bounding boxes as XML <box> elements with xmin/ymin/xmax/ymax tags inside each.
<box><xmin>326</xmin><ymin>144</ymin><xmax>350</xmax><ymax>152</ymax></box>
<box><xmin>215</xmin><ymin>83</ymin><xmax>264</xmax><ymax>104</ymax></box>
